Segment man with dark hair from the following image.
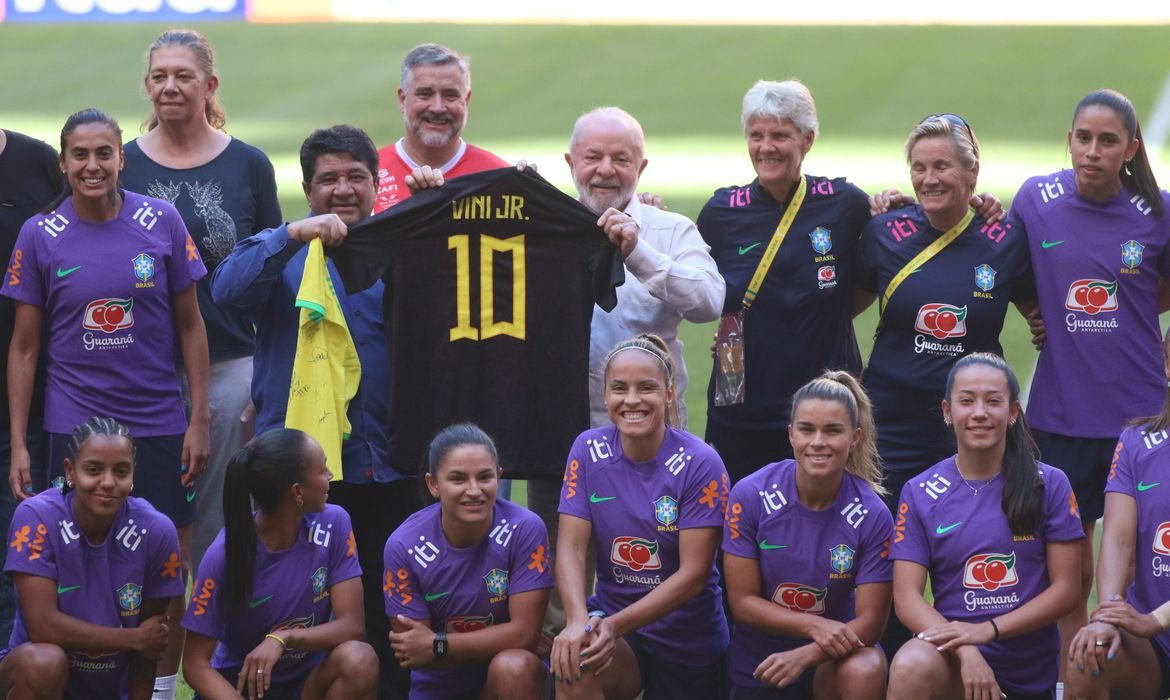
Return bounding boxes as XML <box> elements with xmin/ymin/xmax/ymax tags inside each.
<box><xmin>374</xmin><ymin>43</ymin><xmax>507</xmax><ymax>212</ymax></box>
<box><xmin>213</xmin><ymin>124</ymin><xmax>414</xmax><ymax>699</ymax></box>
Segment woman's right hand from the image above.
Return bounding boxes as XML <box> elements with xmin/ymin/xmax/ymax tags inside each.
<box><xmin>237</xmin><ymin>634</ymin><xmax>285</xmax><ymax>699</ymax></box>
<box><xmin>550</xmin><ymin>619</ymin><xmax>593</xmax><ymax>684</ymax></box>
<box><xmin>805</xmin><ymin>616</ymin><xmax>863</xmax><ymax>658</ymax></box>
<box><xmin>133</xmin><ymin>614</ymin><xmax>170</xmax><ymax>660</ymax></box>
<box><xmin>1068</xmin><ymin>620</ymin><xmax>1121</xmax><ymax>676</ymax></box>
<box><xmin>9</xmin><ymin>445</ymin><xmax>32</xmax><ymax>501</ymax></box>
<box><xmin>955</xmin><ymin>646</ymin><xmax>1003</xmax><ymax>700</ymax></box>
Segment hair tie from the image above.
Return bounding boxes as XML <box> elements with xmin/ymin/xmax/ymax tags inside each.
<box><xmin>603</xmin><ymin>345</ymin><xmax>672</xmax><ymax>380</ymax></box>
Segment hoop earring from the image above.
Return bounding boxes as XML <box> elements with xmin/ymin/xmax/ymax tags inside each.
<box><xmin>66</xmin><ymin>480</ymin><xmax>74</xmax><ymax>488</ymax></box>
<box><xmin>295</xmin><ymin>495</ymin><xmax>304</xmax><ymax>508</ymax></box>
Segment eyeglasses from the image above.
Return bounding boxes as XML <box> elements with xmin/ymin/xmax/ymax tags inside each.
<box><xmin>921</xmin><ymin>113</ymin><xmax>978</xmax><ymax>157</ymax></box>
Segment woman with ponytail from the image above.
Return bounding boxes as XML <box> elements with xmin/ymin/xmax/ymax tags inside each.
<box><xmin>887</xmin><ymin>353</ymin><xmax>1082</xmax><ymax>700</ymax></box>
<box><xmin>722</xmin><ymin>370</ymin><xmax>892</xmax><ymax>698</ymax></box>
<box><xmin>181</xmin><ymin>428</ymin><xmax>377</xmax><ymax>699</ymax></box>
<box><xmin>552</xmin><ymin>334</ymin><xmax>729</xmax><ymax>700</ymax></box>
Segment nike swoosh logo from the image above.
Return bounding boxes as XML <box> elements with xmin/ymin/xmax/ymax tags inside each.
<box><xmin>186</xmin><ymin>490</ymin><xmax>196</xmax><ymax>503</ymax></box>
<box><xmin>56</xmin><ymin>584</ymin><xmax>81</xmax><ymax>594</ymax></box>
<box><xmin>936</xmin><ymin>522</ymin><xmax>962</xmax><ymax>535</ymax></box>
<box><xmin>590</xmin><ymin>493</ymin><xmax>616</xmax><ymax>503</ymax></box>
<box><xmin>424</xmin><ymin>591</ymin><xmax>451</xmax><ymax>602</ymax></box>
<box><xmin>758</xmin><ymin>541</ymin><xmax>787</xmax><ymax>550</ymax></box>
<box><xmin>1138</xmin><ymin>481</ymin><xmax>1161</xmax><ymax>492</ymax></box>
<box><xmin>56</xmin><ymin>265</ymin><xmax>81</xmax><ymax>278</ymax></box>
<box><xmin>1041</xmin><ymin>240</ymin><xmax>1065</xmax><ymax>249</ymax></box>
<box><xmin>738</xmin><ymin>242</ymin><xmax>762</xmax><ymax>255</ymax></box>
<box><xmin>248</xmin><ymin>594</ymin><xmax>274</xmax><ymax>608</ymax></box>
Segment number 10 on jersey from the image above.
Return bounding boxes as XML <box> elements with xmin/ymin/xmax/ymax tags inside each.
<box><xmin>448</xmin><ymin>234</ymin><xmax>527</xmax><ymax>341</ymax></box>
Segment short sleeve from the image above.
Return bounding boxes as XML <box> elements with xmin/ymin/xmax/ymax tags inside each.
<box><xmin>888</xmin><ymin>484</ymin><xmax>930</xmax><ymax>567</ymax></box>
<box><xmin>4</xmin><ymin>501</ymin><xmax>55</xmax><ymax>578</ymax></box>
<box><xmin>1</xmin><ymin>223</ymin><xmax>46</xmax><ymax>307</ymax></box>
<box><xmin>854</xmin><ymin>500</ymin><xmax>894</xmax><ymax>585</ymax></box>
<box><xmin>143</xmin><ymin>513</ymin><xmax>184</xmax><ymax>600</ymax></box>
<box><xmin>1042</xmin><ymin>467</ymin><xmax>1086</xmax><ymax>543</ymax></box>
<box><xmin>854</xmin><ymin>223</ymin><xmax>879</xmax><ymax>294</ymax></box>
<box><xmin>182</xmin><ymin>550</ymin><xmax>227</xmax><ymax>639</ymax></box>
<box><xmin>1004</xmin><ymin>214</ymin><xmax>1036</xmax><ymax>304</ymax></box>
<box><xmin>327</xmin><ymin>508</ymin><xmax>362</xmax><ymax>586</ymax></box>
<box><xmin>167</xmin><ymin>209</ymin><xmax>207</xmax><ymax>294</ymax></box>
<box><xmin>679</xmin><ymin>450</ymin><xmax>729</xmax><ymax>529</ymax></box>
<box><xmin>1106</xmin><ymin>433</ymin><xmax>1136</xmax><ymax>497</ymax></box>
<box><xmin>558</xmin><ymin>434</ymin><xmax>591</xmax><ymax>520</ymax></box>
<box><xmin>382</xmin><ymin>535</ymin><xmax>427</xmax><ymax>620</ymax></box>
<box><xmin>722</xmin><ymin>478</ymin><xmax>760</xmax><ymax>559</ymax></box>
<box><xmin>506</xmin><ymin>514</ymin><xmax>553</xmax><ymax>595</ymax></box>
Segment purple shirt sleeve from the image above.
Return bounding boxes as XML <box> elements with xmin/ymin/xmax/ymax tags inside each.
<box><xmin>1105</xmin><ymin>432</ymin><xmax>1136</xmax><ymax>497</ymax></box>
<box><xmin>327</xmin><ymin>508</ymin><xmax>362</xmax><ymax>586</ymax></box>
<box><xmin>143</xmin><ymin>510</ymin><xmax>184</xmax><ymax>600</ymax></box>
<box><xmin>680</xmin><ymin>451</ymin><xmax>729</xmax><ymax>529</ymax></box>
<box><xmin>1041</xmin><ymin>466</ymin><xmax>1086</xmax><ymax>543</ymax></box>
<box><xmin>558</xmin><ymin>434</ymin><xmax>591</xmax><ymax>520</ymax></box>
<box><xmin>383</xmin><ymin>533</ymin><xmax>428</xmax><ymax>621</ymax></box>
<box><xmin>889</xmin><ymin>482</ymin><xmax>930</xmax><ymax>567</ymax></box>
<box><xmin>722</xmin><ymin>477</ymin><xmax>760</xmax><ymax>559</ymax></box>
<box><xmin>506</xmin><ymin>512</ymin><xmax>553</xmax><ymax>596</ymax></box>
<box><xmin>4</xmin><ymin>500</ymin><xmax>55</xmax><ymax>578</ymax></box>
<box><xmin>854</xmin><ymin>499</ymin><xmax>894</xmax><ymax>585</ymax></box>
<box><xmin>182</xmin><ymin>548</ymin><xmax>227</xmax><ymax>639</ymax></box>
<box><xmin>2</xmin><ymin>222</ymin><xmax>46</xmax><ymax>307</ymax></box>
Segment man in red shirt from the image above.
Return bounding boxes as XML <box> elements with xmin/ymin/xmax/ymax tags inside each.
<box><xmin>374</xmin><ymin>43</ymin><xmax>508</xmax><ymax>213</ymax></box>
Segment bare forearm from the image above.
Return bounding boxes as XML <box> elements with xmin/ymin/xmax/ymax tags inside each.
<box><xmin>607</xmin><ymin>568</ymin><xmax>705</xmax><ymax>637</ymax></box>
<box><xmin>280</xmin><ymin>616</ymin><xmax>363</xmax><ymax>653</ymax></box>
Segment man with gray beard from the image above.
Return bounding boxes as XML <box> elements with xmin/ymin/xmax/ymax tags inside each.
<box><xmin>528</xmin><ymin>106</ymin><xmax>724</xmax><ymax>629</ymax></box>
<box><xmin>374</xmin><ymin>43</ymin><xmax>507</xmax><ymax>213</ymax></box>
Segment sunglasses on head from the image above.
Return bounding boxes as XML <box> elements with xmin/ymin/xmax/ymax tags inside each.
<box><xmin>921</xmin><ymin>113</ymin><xmax>977</xmax><ymax>156</ymax></box>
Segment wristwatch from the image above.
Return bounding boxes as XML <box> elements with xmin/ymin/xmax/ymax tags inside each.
<box><xmin>433</xmin><ymin>631</ymin><xmax>448</xmax><ymax>658</ymax></box>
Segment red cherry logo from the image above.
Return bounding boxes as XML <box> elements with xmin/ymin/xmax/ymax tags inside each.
<box><xmin>983</xmin><ymin>560</ymin><xmax>1008</xmax><ymax>590</ymax></box>
<box><xmin>780</xmin><ymin>588</ymin><xmax>798</xmax><ymax>607</ymax></box>
<box><xmin>1074</xmin><ymin>286</ymin><xmax>1091</xmax><ymax>307</ymax></box>
<box><xmin>1087</xmin><ymin>286</ymin><xmax>1109</xmax><ymax>308</ymax></box>
<box><xmin>794</xmin><ymin>590</ymin><xmax>816</xmax><ymax>611</ymax></box>
<box><xmin>970</xmin><ymin>561</ymin><xmax>988</xmax><ymax>584</ymax></box>
<box><xmin>1160</xmin><ymin>529</ymin><xmax>1170</xmax><ymax>552</ymax></box>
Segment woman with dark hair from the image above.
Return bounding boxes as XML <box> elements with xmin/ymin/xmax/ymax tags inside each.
<box><xmin>887</xmin><ymin>353</ymin><xmax>1082</xmax><ymax>700</ymax></box>
<box><xmin>1063</xmin><ymin>331</ymin><xmax>1170</xmax><ymax>699</ymax></box>
<box><xmin>0</xmin><ymin>417</ymin><xmax>182</xmax><ymax>698</ymax></box>
<box><xmin>723</xmin><ymin>370</ymin><xmax>892</xmax><ymax>699</ymax></box>
<box><xmin>120</xmin><ymin>27</ymin><xmax>281</xmax><ymax>576</ymax></box>
<box><xmin>3</xmin><ymin>107</ymin><xmax>209</xmax><ymax>697</ymax></box>
<box><xmin>1010</xmin><ymin>89</ymin><xmax>1170</xmax><ymax>664</ymax></box>
<box><xmin>552</xmin><ymin>334</ymin><xmax>729</xmax><ymax>700</ymax></box>
<box><xmin>181</xmin><ymin>428</ymin><xmax>377</xmax><ymax>699</ymax></box>
<box><xmin>383</xmin><ymin>422</ymin><xmax>552</xmax><ymax>699</ymax></box>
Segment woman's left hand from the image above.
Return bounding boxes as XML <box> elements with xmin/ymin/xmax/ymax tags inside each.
<box><xmin>236</xmin><ymin>634</ymin><xmax>284</xmax><ymax>699</ymax></box>
<box><xmin>917</xmin><ymin>619</ymin><xmax>995</xmax><ymax>652</ymax></box>
<box><xmin>389</xmin><ymin>615</ymin><xmax>436</xmax><ymax>669</ymax></box>
<box><xmin>1094</xmin><ymin>600</ymin><xmax>1163</xmax><ymax>639</ymax></box>
<box><xmin>970</xmin><ymin>192</ymin><xmax>1005</xmax><ymax>224</ymax></box>
<box><xmin>754</xmin><ymin>648</ymin><xmax>812</xmax><ymax>689</ymax></box>
<box><xmin>868</xmin><ymin>188</ymin><xmax>916</xmax><ymax>216</ymax></box>
<box><xmin>180</xmin><ymin>418</ymin><xmax>210</xmax><ymax>486</ymax></box>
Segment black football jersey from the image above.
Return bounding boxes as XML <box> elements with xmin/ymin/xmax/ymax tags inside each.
<box><xmin>334</xmin><ymin>167</ymin><xmax>622</xmax><ymax>479</ymax></box>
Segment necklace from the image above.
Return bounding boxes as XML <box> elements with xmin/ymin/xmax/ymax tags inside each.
<box><xmin>955</xmin><ymin>461</ymin><xmax>1001</xmax><ymax>497</ymax></box>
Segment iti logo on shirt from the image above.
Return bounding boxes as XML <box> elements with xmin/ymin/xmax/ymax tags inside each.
<box><xmin>1122</xmin><ymin>240</ymin><xmax>1145</xmax><ymax>269</ymax></box>
<box><xmin>1152</xmin><ymin>522</ymin><xmax>1170</xmax><ymax>555</ymax></box>
<box><xmin>447</xmin><ymin>614</ymin><xmax>494</xmax><ymax>633</ymax></box>
<box><xmin>962</xmin><ymin>552</ymin><xmax>1019</xmax><ymax>591</ymax></box>
<box><xmin>974</xmin><ymin>264</ymin><xmax>996</xmax><ymax>292</ymax></box>
<box><xmin>1064</xmin><ymin>279</ymin><xmax>1118</xmax><ymax>315</ymax></box>
<box><xmin>117</xmin><ymin>583</ymin><xmax>142</xmax><ymax>615</ymax></box>
<box><xmin>610</xmin><ymin>536</ymin><xmax>661</xmax><ymax>572</ymax></box>
<box><xmin>809</xmin><ymin>227</ymin><xmax>832</xmax><ymax>255</ymax></box>
<box><xmin>914</xmin><ymin>304</ymin><xmax>967</xmax><ymax>339</ymax></box>
<box><xmin>654</xmin><ymin>496</ymin><xmax>678</xmax><ymax>528</ymax></box>
<box><xmin>771</xmin><ymin>583</ymin><xmax>827</xmax><ymax>614</ymax></box>
<box><xmin>132</xmin><ymin>253</ymin><xmax>155</xmax><ymax>283</ymax></box>
<box><xmin>82</xmin><ymin>298</ymin><xmax>134</xmax><ymax>333</ymax></box>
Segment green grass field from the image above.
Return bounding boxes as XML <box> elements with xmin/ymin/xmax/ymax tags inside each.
<box><xmin>0</xmin><ymin>21</ymin><xmax>1162</xmax><ymax>696</ymax></box>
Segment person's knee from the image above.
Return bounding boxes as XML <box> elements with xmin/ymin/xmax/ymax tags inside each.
<box><xmin>489</xmin><ymin>648</ymin><xmax>543</xmax><ymax>681</ymax></box>
<box><xmin>332</xmin><ymin>640</ymin><xmax>379</xmax><ymax>683</ymax></box>
<box><xmin>888</xmin><ymin>639</ymin><xmax>942</xmax><ymax>689</ymax></box>
<box><xmin>837</xmin><ymin>646</ymin><xmax>887</xmax><ymax>685</ymax></box>
<box><xmin>10</xmin><ymin>642</ymin><xmax>68</xmax><ymax>691</ymax></box>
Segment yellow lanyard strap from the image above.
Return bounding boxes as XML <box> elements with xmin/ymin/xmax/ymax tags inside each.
<box><xmin>742</xmin><ymin>177</ymin><xmax>808</xmax><ymax>310</ymax></box>
<box><xmin>879</xmin><ymin>208</ymin><xmax>975</xmax><ymax>317</ymax></box>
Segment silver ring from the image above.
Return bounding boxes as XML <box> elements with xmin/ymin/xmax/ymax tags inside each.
<box><xmin>258</xmin><ymin>668</ymin><xmax>264</xmax><ymax>673</ymax></box>
<box><xmin>1095</xmin><ymin>641</ymin><xmax>1106</xmax><ymax>647</ymax></box>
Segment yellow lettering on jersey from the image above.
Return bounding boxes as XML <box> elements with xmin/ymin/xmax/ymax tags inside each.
<box><xmin>1120</xmin><ymin>268</ymin><xmax>1141</xmax><ymax>275</ymax></box>
<box><xmin>972</xmin><ymin>291</ymin><xmax>993</xmax><ymax>299</ymax></box>
<box><xmin>480</xmin><ymin>235</ymin><xmax>527</xmax><ymax>340</ymax></box>
<box><xmin>493</xmin><ymin>195</ymin><xmax>526</xmax><ymax>220</ymax></box>
<box><xmin>452</xmin><ymin>195</ymin><xmax>527</xmax><ymax>221</ymax></box>
<box><xmin>448</xmin><ymin>235</ymin><xmax>479</xmax><ymax>341</ymax></box>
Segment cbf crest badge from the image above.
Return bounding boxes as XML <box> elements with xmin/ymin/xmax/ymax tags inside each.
<box><xmin>118</xmin><ymin>582</ymin><xmax>142</xmax><ymax>614</ymax></box>
<box><xmin>809</xmin><ymin>227</ymin><xmax>833</xmax><ymax>255</ymax></box>
<box><xmin>311</xmin><ymin>566</ymin><xmax>328</xmax><ymax>595</ymax></box>
<box><xmin>132</xmin><ymin>253</ymin><xmax>155</xmax><ymax>283</ymax></box>
<box><xmin>829</xmin><ymin>544</ymin><xmax>855</xmax><ymax>575</ymax></box>
<box><xmin>974</xmin><ymin>264</ymin><xmax>997</xmax><ymax>292</ymax></box>
<box><xmin>1122</xmin><ymin>240</ymin><xmax>1145</xmax><ymax>269</ymax></box>
<box><xmin>484</xmin><ymin>568</ymin><xmax>509</xmax><ymax>598</ymax></box>
<box><xmin>653</xmin><ymin>496</ymin><xmax>678</xmax><ymax>527</ymax></box>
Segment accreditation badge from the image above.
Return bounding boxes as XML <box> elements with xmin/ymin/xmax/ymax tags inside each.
<box><xmin>714</xmin><ymin>310</ymin><xmax>746</xmax><ymax>406</ymax></box>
